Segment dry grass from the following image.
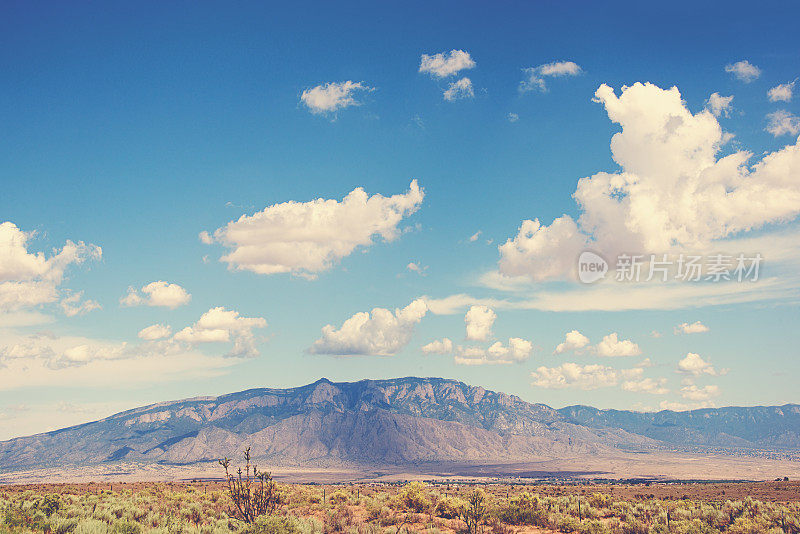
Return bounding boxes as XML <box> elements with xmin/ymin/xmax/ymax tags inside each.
<box><xmin>2</xmin><ymin>480</ymin><xmax>800</xmax><ymax>533</ymax></box>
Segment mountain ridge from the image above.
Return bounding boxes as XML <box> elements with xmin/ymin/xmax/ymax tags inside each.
<box><xmin>1</xmin><ymin>377</ymin><xmax>798</xmax><ymax>473</ymax></box>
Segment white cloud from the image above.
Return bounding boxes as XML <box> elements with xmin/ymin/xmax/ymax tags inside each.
<box><xmin>766</xmin><ymin>110</ymin><xmax>800</xmax><ymax>136</ymax></box>
<box><xmin>308</xmin><ymin>299</ymin><xmax>427</xmax><ymax>356</ymax></box>
<box><xmin>300</xmin><ymin>81</ymin><xmax>373</xmax><ymax>114</ymax></box>
<box><xmin>681</xmin><ymin>383</ymin><xmax>721</xmax><ymax>401</ymax></box>
<box><xmin>419</xmin><ymin>49</ymin><xmax>475</xmax><ymax>78</ymax></box>
<box><xmin>174</xmin><ymin>307</ymin><xmax>267</xmax><ymax>358</ymax></box>
<box><xmin>554</xmin><ymin>330</ymin><xmax>589</xmax><ymax>354</ymax></box>
<box><xmin>464</xmin><ymin>305</ymin><xmax>496</xmax><ymax>341</ymax></box>
<box><xmin>454</xmin><ymin>337</ymin><xmax>532</xmax><ymax>365</ymax></box>
<box><xmin>706</xmin><ymin>93</ymin><xmax>733</xmax><ymax>117</ymax></box>
<box><xmin>594</xmin><ymin>332</ymin><xmax>641</xmax><ymax>357</ymax></box>
<box><xmin>406</xmin><ymin>262</ymin><xmax>427</xmax><ymax>275</ymax></box>
<box><xmin>622</xmin><ymin>377</ymin><xmax>669</xmax><ymax>395</ymax></box>
<box><xmin>202</xmin><ymin>181</ymin><xmax>424</xmax><ymax>278</ymax></box>
<box><xmin>120</xmin><ymin>281</ymin><xmax>191</xmax><ymax>309</ymax></box>
<box><xmin>677</xmin><ymin>352</ymin><xmax>723</xmax><ymax>376</ymax></box>
<box><xmin>421</xmin><ymin>337</ymin><xmax>453</xmax><ymax>354</ymax></box>
<box><xmin>674</xmin><ymin>321</ymin><xmax>709</xmax><ymax>334</ymax></box>
<box><xmin>0</xmin><ymin>222</ymin><xmax>101</xmax><ymax>312</ymax></box>
<box><xmin>725</xmin><ymin>60</ymin><xmax>761</xmax><ymax>82</ymax></box>
<box><xmin>469</xmin><ymin>231</ymin><xmax>482</xmax><ymax>242</ymax></box>
<box><xmin>137</xmin><ymin>323</ymin><xmax>172</xmax><ymax>341</ymax></box>
<box><xmin>498</xmin><ymin>216</ymin><xmax>586</xmax><ymax>281</ymax></box>
<box><xmin>636</xmin><ymin>357</ymin><xmax>655</xmax><ymax>368</ymax></box>
<box><xmin>520</xmin><ymin>61</ymin><xmax>581</xmax><ymax>92</ymax></box>
<box><xmin>0</xmin><ymin>336</ymin><xmax>239</xmax><ymax>392</ymax></box>
<box><xmin>768</xmin><ymin>81</ymin><xmax>795</xmax><ymax>102</ymax></box>
<box><xmin>507</xmin><ymin>113</ymin><xmax>519</xmax><ymax>123</ymax></box>
<box><xmin>59</xmin><ymin>291</ymin><xmax>101</xmax><ymax>317</ymax></box>
<box><xmin>443</xmin><ymin>77</ymin><xmax>474</xmax><ymax>101</ymax></box>
<box><xmin>498</xmin><ymin>83</ymin><xmax>800</xmax><ymax>281</ymax></box>
<box><xmin>531</xmin><ymin>362</ymin><xmax>636</xmax><ymax>390</ymax></box>
<box><xmin>659</xmin><ymin>399</ymin><xmax>715</xmax><ymax>411</ymax></box>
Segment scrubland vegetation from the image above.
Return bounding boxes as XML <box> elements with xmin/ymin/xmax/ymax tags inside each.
<box><xmin>2</xmin><ymin>479</ymin><xmax>800</xmax><ymax>534</ymax></box>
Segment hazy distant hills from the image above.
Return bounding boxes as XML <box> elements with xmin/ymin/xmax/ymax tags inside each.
<box><xmin>559</xmin><ymin>404</ymin><xmax>800</xmax><ymax>449</ymax></box>
<box><xmin>1</xmin><ymin>377</ymin><xmax>799</xmax><ymax>472</ymax></box>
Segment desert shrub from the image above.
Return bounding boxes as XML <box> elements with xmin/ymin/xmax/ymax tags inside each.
<box><xmin>35</xmin><ymin>493</ymin><xmax>61</xmax><ymax>516</ymax></box>
<box><xmin>496</xmin><ymin>492</ymin><xmax>547</xmax><ymax>526</ymax></box>
<box><xmin>327</xmin><ymin>490</ymin><xmax>350</xmax><ymax>506</ymax></box>
<box><xmin>397</xmin><ymin>482</ymin><xmax>430</xmax><ymax>513</ymax></box>
<box><xmin>579</xmin><ymin>519</ymin><xmax>610</xmax><ymax>534</ymax></box>
<box><xmin>620</xmin><ymin>518</ymin><xmax>648</xmax><ymax>534</ymax></box>
<box><xmin>53</xmin><ymin>517</ymin><xmax>80</xmax><ymax>534</ymax></box>
<box><xmin>294</xmin><ymin>516</ymin><xmax>323</xmax><ymax>534</ymax></box>
<box><xmin>433</xmin><ymin>495</ymin><xmax>465</xmax><ymax>519</ymax></box>
<box><xmin>460</xmin><ymin>489</ymin><xmax>488</xmax><ymax>534</ymax></box>
<box><xmin>75</xmin><ymin>518</ymin><xmax>112</xmax><ymax>534</ymax></box>
<box><xmin>112</xmin><ymin>518</ymin><xmax>142</xmax><ymax>534</ymax></box>
<box><xmin>184</xmin><ymin>503</ymin><xmax>203</xmax><ymax>525</ymax></box>
<box><xmin>219</xmin><ymin>448</ymin><xmax>279</xmax><ymax>523</ymax></box>
<box><xmin>244</xmin><ymin>514</ymin><xmax>300</xmax><ymax>534</ymax></box>
<box><xmin>587</xmin><ymin>493</ymin><xmax>614</xmax><ymax>509</ymax></box>
<box><xmin>323</xmin><ymin>504</ymin><xmax>353</xmax><ymax>532</ymax></box>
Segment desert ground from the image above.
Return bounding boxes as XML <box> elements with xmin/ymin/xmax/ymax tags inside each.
<box><xmin>2</xmin><ymin>478</ymin><xmax>800</xmax><ymax>533</ymax></box>
<box><xmin>3</xmin><ymin>451</ymin><xmax>800</xmax><ymax>486</ymax></box>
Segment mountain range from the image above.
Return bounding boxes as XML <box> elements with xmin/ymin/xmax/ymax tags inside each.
<box><xmin>1</xmin><ymin>377</ymin><xmax>799</xmax><ymax>473</ymax></box>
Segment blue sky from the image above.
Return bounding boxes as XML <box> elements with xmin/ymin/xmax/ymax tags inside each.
<box><xmin>1</xmin><ymin>1</ymin><xmax>799</xmax><ymax>439</ymax></box>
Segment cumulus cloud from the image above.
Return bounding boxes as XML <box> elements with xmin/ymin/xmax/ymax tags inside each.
<box><xmin>531</xmin><ymin>362</ymin><xmax>641</xmax><ymax>390</ymax></box>
<box><xmin>768</xmin><ymin>81</ymin><xmax>795</xmax><ymax>102</ymax></box>
<box><xmin>622</xmin><ymin>377</ymin><xmax>669</xmax><ymax>395</ymax></box>
<box><xmin>419</xmin><ymin>50</ymin><xmax>475</xmax><ymax>78</ymax></box>
<box><xmin>469</xmin><ymin>231</ymin><xmax>482</xmax><ymax>242</ymax></box>
<box><xmin>421</xmin><ymin>338</ymin><xmax>453</xmax><ymax>354</ymax></box>
<box><xmin>309</xmin><ymin>299</ymin><xmax>427</xmax><ymax>356</ymax></box>
<box><xmin>674</xmin><ymin>321</ymin><xmax>709</xmax><ymax>334</ymax></box>
<box><xmin>498</xmin><ymin>216</ymin><xmax>586</xmax><ymax>281</ymax></box>
<box><xmin>443</xmin><ymin>77</ymin><xmax>474</xmax><ymax>101</ymax></box>
<box><xmin>677</xmin><ymin>352</ymin><xmax>723</xmax><ymax>376</ymax></box>
<box><xmin>681</xmin><ymin>383</ymin><xmax>721</xmax><ymax>401</ymax></box>
<box><xmin>120</xmin><ymin>281</ymin><xmax>191</xmax><ymax>309</ymax></box>
<box><xmin>300</xmin><ymin>81</ymin><xmax>373</xmax><ymax>114</ymax></box>
<box><xmin>725</xmin><ymin>60</ymin><xmax>761</xmax><ymax>82</ymax></box>
<box><xmin>1</xmin><ymin>306</ymin><xmax>266</xmax><ymax>373</ymax></box>
<box><xmin>174</xmin><ymin>307</ymin><xmax>267</xmax><ymax>358</ymax></box>
<box><xmin>60</xmin><ymin>291</ymin><xmax>101</xmax><ymax>317</ymax></box>
<box><xmin>464</xmin><ymin>305</ymin><xmax>496</xmax><ymax>341</ymax></box>
<box><xmin>0</xmin><ymin>222</ymin><xmax>102</xmax><ymax>313</ymax></box>
<box><xmin>554</xmin><ymin>330</ymin><xmax>589</xmax><ymax>354</ymax></box>
<box><xmin>520</xmin><ymin>61</ymin><xmax>581</xmax><ymax>92</ymax></box>
<box><xmin>202</xmin><ymin>181</ymin><xmax>423</xmax><ymax>278</ymax></box>
<box><xmin>454</xmin><ymin>337</ymin><xmax>532</xmax><ymax>365</ymax></box>
<box><xmin>706</xmin><ymin>93</ymin><xmax>733</xmax><ymax>117</ymax></box>
<box><xmin>507</xmin><ymin>113</ymin><xmax>519</xmax><ymax>123</ymax></box>
<box><xmin>498</xmin><ymin>83</ymin><xmax>800</xmax><ymax>281</ymax></box>
<box><xmin>594</xmin><ymin>332</ymin><xmax>641</xmax><ymax>357</ymax></box>
<box><xmin>137</xmin><ymin>323</ymin><xmax>172</xmax><ymax>341</ymax></box>
<box><xmin>766</xmin><ymin>110</ymin><xmax>800</xmax><ymax>136</ymax></box>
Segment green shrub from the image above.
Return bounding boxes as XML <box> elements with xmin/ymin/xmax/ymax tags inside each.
<box><xmin>398</xmin><ymin>482</ymin><xmax>431</xmax><ymax>513</ymax></box>
<box><xmin>244</xmin><ymin>514</ymin><xmax>300</xmax><ymax>534</ymax></box>
<box><xmin>112</xmin><ymin>518</ymin><xmax>142</xmax><ymax>534</ymax></box>
<box><xmin>433</xmin><ymin>495</ymin><xmax>465</xmax><ymax>519</ymax></box>
<box><xmin>75</xmin><ymin>518</ymin><xmax>111</xmax><ymax>534</ymax></box>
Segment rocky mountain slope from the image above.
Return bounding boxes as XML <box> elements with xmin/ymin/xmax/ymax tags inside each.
<box><xmin>1</xmin><ymin>378</ymin><xmax>798</xmax><ymax>472</ymax></box>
